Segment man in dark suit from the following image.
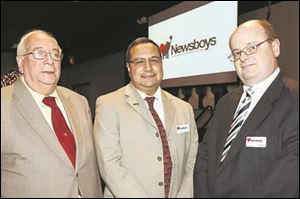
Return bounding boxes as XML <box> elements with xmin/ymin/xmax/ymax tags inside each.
<box><xmin>194</xmin><ymin>19</ymin><xmax>299</xmax><ymax>197</ymax></box>
<box><xmin>1</xmin><ymin>30</ymin><xmax>102</xmax><ymax>197</ymax></box>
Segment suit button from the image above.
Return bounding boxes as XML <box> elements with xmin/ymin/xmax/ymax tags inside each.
<box><xmin>155</xmin><ymin>132</ymin><xmax>159</xmax><ymax>137</ymax></box>
<box><xmin>157</xmin><ymin>156</ymin><xmax>162</xmax><ymax>161</ymax></box>
<box><xmin>158</xmin><ymin>182</ymin><xmax>163</xmax><ymax>186</ymax></box>
<box><xmin>76</xmin><ymin>172</ymin><xmax>79</xmax><ymax>177</ymax></box>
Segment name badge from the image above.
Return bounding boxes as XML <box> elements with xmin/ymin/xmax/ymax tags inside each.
<box><xmin>246</xmin><ymin>136</ymin><xmax>267</xmax><ymax>148</ymax></box>
<box><xmin>176</xmin><ymin>124</ymin><xmax>190</xmax><ymax>134</ymax></box>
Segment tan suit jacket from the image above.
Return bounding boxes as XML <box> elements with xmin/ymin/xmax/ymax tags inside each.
<box><xmin>1</xmin><ymin>78</ymin><xmax>102</xmax><ymax>197</ymax></box>
<box><xmin>94</xmin><ymin>83</ymin><xmax>198</xmax><ymax>198</ymax></box>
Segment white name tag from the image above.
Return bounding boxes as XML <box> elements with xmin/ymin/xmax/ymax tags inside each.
<box><xmin>176</xmin><ymin>124</ymin><xmax>190</xmax><ymax>134</ymax></box>
<box><xmin>246</xmin><ymin>136</ymin><xmax>267</xmax><ymax>148</ymax></box>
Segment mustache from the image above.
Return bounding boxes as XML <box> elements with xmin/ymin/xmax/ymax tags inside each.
<box><xmin>241</xmin><ymin>60</ymin><xmax>255</xmax><ymax>68</ymax></box>
<box><xmin>141</xmin><ymin>72</ymin><xmax>156</xmax><ymax>76</ymax></box>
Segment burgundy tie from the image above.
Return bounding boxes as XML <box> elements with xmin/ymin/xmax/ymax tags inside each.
<box><xmin>145</xmin><ymin>97</ymin><xmax>172</xmax><ymax>198</ymax></box>
<box><xmin>43</xmin><ymin>96</ymin><xmax>76</xmax><ymax>167</ymax></box>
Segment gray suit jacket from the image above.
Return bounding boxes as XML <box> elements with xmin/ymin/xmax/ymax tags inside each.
<box><xmin>194</xmin><ymin>72</ymin><xmax>299</xmax><ymax>197</ymax></box>
<box><xmin>94</xmin><ymin>83</ymin><xmax>198</xmax><ymax>198</ymax></box>
<box><xmin>1</xmin><ymin>78</ymin><xmax>102</xmax><ymax>197</ymax></box>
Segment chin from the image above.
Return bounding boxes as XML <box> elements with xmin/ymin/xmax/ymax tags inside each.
<box><xmin>145</xmin><ymin>80</ymin><xmax>160</xmax><ymax>87</ymax></box>
<box><xmin>42</xmin><ymin>79</ymin><xmax>58</xmax><ymax>85</ymax></box>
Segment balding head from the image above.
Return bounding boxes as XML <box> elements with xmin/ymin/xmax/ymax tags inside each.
<box><xmin>230</xmin><ymin>19</ymin><xmax>277</xmax><ymax>48</ymax></box>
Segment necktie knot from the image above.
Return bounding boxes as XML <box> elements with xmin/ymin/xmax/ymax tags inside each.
<box><xmin>145</xmin><ymin>97</ymin><xmax>155</xmax><ymax>109</ymax></box>
<box><xmin>43</xmin><ymin>96</ymin><xmax>57</xmax><ymax>108</ymax></box>
<box><xmin>242</xmin><ymin>88</ymin><xmax>254</xmax><ymax>103</ymax></box>
<box><xmin>246</xmin><ymin>88</ymin><xmax>254</xmax><ymax>97</ymax></box>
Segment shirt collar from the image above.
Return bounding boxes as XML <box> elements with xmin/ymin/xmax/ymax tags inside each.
<box><xmin>243</xmin><ymin>67</ymin><xmax>280</xmax><ymax>95</ymax></box>
<box><xmin>135</xmin><ymin>86</ymin><xmax>162</xmax><ymax>103</ymax></box>
<box><xmin>20</xmin><ymin>75</ymin><xmax>59</xmax><ymax>102</ymax></box>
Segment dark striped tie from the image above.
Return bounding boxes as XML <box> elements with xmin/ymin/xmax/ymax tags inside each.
<box><xmin>220</xmin><ymin>89</ymin><xmax>254</xmax><ymax>164</ymax></box>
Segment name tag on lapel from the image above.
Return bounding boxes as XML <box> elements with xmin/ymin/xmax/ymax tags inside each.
<box><xmin>176</xmin><ymin>124</ymin><xmax>190</xmax><ymax>134</ymax></box>
<box><xmin>246</xmin><ymin>136</ymin><xmax>267</xmax><ymax>148</ymax></box>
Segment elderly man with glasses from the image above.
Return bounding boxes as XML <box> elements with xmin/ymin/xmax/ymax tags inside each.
<box><xmin>194</xmin><ymin>19</ymin><xmax>299</xmax><ymax>197</ymax></box>
<box><xmin>1</xmin><ymin>29</ymin><xmax>102</xmax><ymax>197</ymax></box>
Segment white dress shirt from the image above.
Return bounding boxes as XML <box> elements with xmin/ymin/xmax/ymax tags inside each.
<box><xmin>238</xmin><ymin>67</ymin><xmax>280</xmax><ymax>122</ymax></box>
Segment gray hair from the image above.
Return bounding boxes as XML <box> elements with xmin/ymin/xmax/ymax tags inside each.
<box><xmin>16</xmin><ymin>29</ymin><xmax>61</xmax><ymax>56</ymax></box>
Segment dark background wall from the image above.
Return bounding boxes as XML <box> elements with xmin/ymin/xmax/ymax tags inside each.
<box><xmin>1</xmin><ymin>1</ymin><xmax>299</xmax><ymax>119</ymax></box>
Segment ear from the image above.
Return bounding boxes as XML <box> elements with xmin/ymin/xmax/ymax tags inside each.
<box><xmin>16</xmin><ymin>56</ymin><xmax>24</xmax><ymax>74</ymax></box>
<box><xmin>126</xmin><ymin>63</ymin><xmax>130</xmax><ymax>72</ymax></box>
<box><xmin>271</xmin><ymin>39</ymin><xmax>280</xmax><ymax>58</ymax></box>
<box><xmin>126</xmin><ymin>63</ymin><xmax>132</xmax><ymax>77</ymax></box>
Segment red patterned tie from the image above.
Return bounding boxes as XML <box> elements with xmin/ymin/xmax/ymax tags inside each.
<box><xmin>43</xmin><ymin>97</ymin><xmax>76</xmax><ymax>167</ymax></box>
<box><xmin>145</xmin><ymin>97</ymin><xmax>172</xmax><ymax>198</ymax></box>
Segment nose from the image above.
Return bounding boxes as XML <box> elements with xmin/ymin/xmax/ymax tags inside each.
<box><xmin>45</xmin><ymin>53</ymin><xmax>55</xmax><ymax>64</ymax></box>
<box><xmin>144</xmin><ymin>60</ymin><xmax>153</xmax><ymax>71</ymax></box>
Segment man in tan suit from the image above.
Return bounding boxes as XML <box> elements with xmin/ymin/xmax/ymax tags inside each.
<box><xmin>1</xmin><ymin>30</ymin><xmax>102</xmax><ymax>197</ymax></box>
<box><xmin>94</xmin><ymin>37</ymin><xmax>198</xmax><ymax>197</ymax></box>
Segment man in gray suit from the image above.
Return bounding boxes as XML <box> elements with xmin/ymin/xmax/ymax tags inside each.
<box><xmin>194</xmin><ymin>19</ymin><xmax>299</xmax><ymax>197</ymax></box>
<box><xmin>94</xmin><ymin>37</ymin><xmax>198</xmax><ymax>197</ymax></box>
<box><xmin>1</xmin><ymin>30</ymin><xmax>102</xmax><ymax>197</ymax></box>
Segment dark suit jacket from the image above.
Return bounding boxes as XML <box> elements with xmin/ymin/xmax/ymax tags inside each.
<box><xmin>194</xmin><ymin>72</ymin><xmax>299</xmax><ymax>197</ymax></box>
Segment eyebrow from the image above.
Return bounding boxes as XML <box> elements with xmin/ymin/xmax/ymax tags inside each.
<box><xmin>133</xmin><ymin>56</ymin><xmax>160</xmax><ymax>60</ymax></box>
<box><xmin>151</xmin><ymin>56</ymin><xmax>161</xmax><ymax>59</ymax></box>
<box><xmin>32</xmin><ymin>46</ymin><xmax>43</xmax><ymax>50</ymax></box>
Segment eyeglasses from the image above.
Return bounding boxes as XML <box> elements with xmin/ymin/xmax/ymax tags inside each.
<box><xmin>21</xmin><ymin>48</ymin><xmax>63</xmax><ymax>61</ymax></box>
<box><xmin>128</xmin><ymin>57</ymin><xmax>161</xmax><ymax>67</ymax></box>
<box><xmin>228</xmin><ymin>38</ymin><xmax>272</xmax><ymax>62</ymax></box>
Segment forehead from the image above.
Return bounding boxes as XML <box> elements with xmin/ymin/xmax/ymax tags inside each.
<box><xmin>231</xmin><ymin>24</ymin><xmax>266</xmax><ymax>48</ymax></box>
<box><xmin>26</xmin><ymin>33</ymin><xmax>59</xmax><ymax>50</ymax></box>
<box><xmin>130</xmin><ymin>43</ymin><xmax>160</xmax><ymax>57</ymax></box>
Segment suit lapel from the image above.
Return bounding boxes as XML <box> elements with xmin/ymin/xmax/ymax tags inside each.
<box><xmin>125</xmin><ymin>84</ymin><xmax>157</xmax><ymax>129</ymax></box>
<box><xmin>13</xmin><ymin>79</ymin><xmax>72</xmax><ymax>168</ymax></box>
<box><xmin>161</xmin><ymin>91</ymin><xmax>175</xmax><ymax>135</ymax></box>
<box><xmin>57</xmin><ymin>87</ymin><xmax>82</xmax><ymax>170</ymax></box>
<box><xmin>218</xmin><ymin>73</ymin><xmax>284</xmax><ymax>173</ymax></box>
